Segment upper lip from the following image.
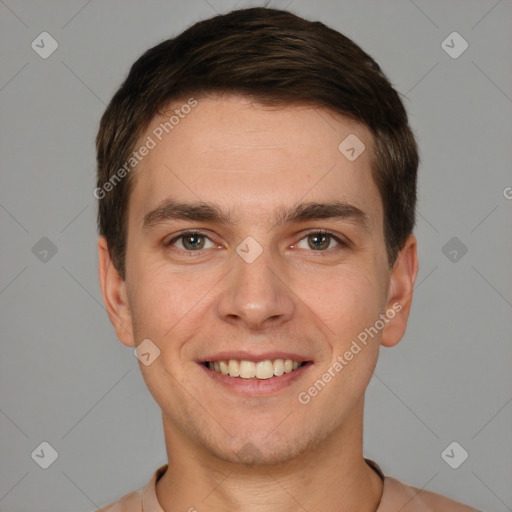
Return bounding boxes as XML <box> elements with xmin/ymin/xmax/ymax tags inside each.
<box><xmin>199</xmin><ymin>351</ymin><xmax>312</xmax><ymax>363</ymax></box>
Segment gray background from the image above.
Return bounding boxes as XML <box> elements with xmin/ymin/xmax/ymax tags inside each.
<box><xmin>0</xmin><ymin>0</ymin><xmax>511</xmax><ymax>511</ymax></box>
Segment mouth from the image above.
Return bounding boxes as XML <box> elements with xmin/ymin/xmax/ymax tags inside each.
<box><xmin>202</xmin><ymin>358</ymin><xmax>309</xmax><ymax>380</ymax></box>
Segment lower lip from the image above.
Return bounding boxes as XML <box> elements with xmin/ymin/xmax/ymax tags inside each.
<box><xmin>199</xmin><ymin>362</ymin><xmax>313</xmax><ymax>396</ymax></box>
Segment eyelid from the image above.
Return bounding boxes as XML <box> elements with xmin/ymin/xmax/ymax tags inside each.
<box><xmin>294</xmin><ymin>229</ymin><xmax>348</xmax><ymax>249</ymax></box>
<box><xmin>165</xmin><ymin>228</ymin><xmax>348</xmax><ymax>252</ymax></box>
<box><xmin>165</xmin><ymin>229</ymin><xmax>217</xmax><ymax>249</ymax></box>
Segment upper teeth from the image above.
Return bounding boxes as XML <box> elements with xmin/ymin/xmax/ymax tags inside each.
<box><xmin>208</xmin><ymin>359</ymin><xmax>302</xmax><ymax>379</ymax></box>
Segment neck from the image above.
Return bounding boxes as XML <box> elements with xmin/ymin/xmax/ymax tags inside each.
<box><xmin>156</xmin><ymin>401</ymin><xmax>383</xmax><ymax>512</ymax></box>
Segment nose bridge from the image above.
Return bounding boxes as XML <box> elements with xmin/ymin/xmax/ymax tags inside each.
<box><xmin>216</xmin><ymin>237</ymin><xmax>295</xmax><ymax>329</ymax></box>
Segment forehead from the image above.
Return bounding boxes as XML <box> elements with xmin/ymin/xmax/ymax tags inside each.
<box><xmin>129</xmin><ymin>94</ymin><xmax>382</xmax><ymax>231</ymax></box>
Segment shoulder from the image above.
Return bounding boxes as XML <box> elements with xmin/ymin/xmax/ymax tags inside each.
<box><xmin>94</xmin><ymin>488</ymin><xmax>143</xmax><ymax>511</ymax></box>
<box><xmin>382</xmin><ymin>476</ymin><xmax>482</xmax><ymax>512</ymax></box>
<box><xmin>93</xmin><ymin>464</ymin><xmax>167</xmax><ymax>512</ymax></box>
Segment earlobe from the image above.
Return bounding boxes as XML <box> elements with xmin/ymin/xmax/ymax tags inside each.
<box><xmin>380</xmin><ymin>234</ymin><xmax>419</xmax><ymax>348</ymax></box>
<box><xmin>97</xmin><ymin>236</ymin><xmax>135</xmax><ymax>347</ymax></box>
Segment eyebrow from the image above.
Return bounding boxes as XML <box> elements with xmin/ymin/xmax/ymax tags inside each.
<box><xmin>142</xmin><ymin>198</ymin><xmax>371</xmax><ymax>233</ymax></box>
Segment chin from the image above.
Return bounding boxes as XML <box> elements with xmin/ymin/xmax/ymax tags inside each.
<box><xmin>209</xmin><ymin>429</ymin><xmax>322</xmax><ymax>467</ymax></box>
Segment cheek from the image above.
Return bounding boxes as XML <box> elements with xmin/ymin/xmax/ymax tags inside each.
<box><xmin>126</xmin><ymin>260</ymin><xmax>218</xmax><ymax>344</ymax></box>
<box><xmin>308</xmin><ymin>264</ymin><xmax>384</xmax><ymax>335</ymax></box>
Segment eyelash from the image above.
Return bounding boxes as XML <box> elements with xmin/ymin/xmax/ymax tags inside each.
<box><xmin>165</xmin><ymin>229</ymin><xmax>348</xmax><ymax>255</ymax></box>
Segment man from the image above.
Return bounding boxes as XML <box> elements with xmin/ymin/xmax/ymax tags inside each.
<box><xmin>94</xmin><ymin>7</ymin><xmax>479</xmax><ymax>511</ymax></box>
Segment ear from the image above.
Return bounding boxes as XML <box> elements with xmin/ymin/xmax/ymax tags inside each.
<box><xmin>97</xmin><ymin>236</ymin><xmax>135</xmax><ymax>347</ymax></box>
<box><xmin>380</xmin><ymin>234</ymin><xmax>419</xmax><ymax>348</ymax></box>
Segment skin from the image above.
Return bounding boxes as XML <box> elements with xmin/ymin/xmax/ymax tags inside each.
<box><xmin>98</xmin><ymin>94</ymin><xmax>418</xmax><ymax>511</ymax></box>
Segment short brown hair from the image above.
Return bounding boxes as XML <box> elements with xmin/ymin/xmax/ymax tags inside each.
<box><xmin>96</xmin><ymin>7</ymin><xmax>418</xmax><ymax>279</ymax></box>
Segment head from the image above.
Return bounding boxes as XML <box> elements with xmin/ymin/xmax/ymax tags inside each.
<box><xmin>96</xmin><ymin>7</ymin><xmax>419</xmax><ymax>465</ymax></box>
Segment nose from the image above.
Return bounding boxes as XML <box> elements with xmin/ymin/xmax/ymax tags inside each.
<box><xmin>216</xmin><ymin>242</ymin><xmax>296</xmax><ymax>331</ymax></box>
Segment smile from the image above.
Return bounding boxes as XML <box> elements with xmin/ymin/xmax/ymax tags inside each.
<box><xmin>204</xmin><ymin>359</ymin><xmax>307</xmax><ymax>379</ymax></box>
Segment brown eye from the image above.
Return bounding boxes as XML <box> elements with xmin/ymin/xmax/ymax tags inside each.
<box><xmin>167</xmin><ymin>231</ymin><xmax>213</xmax><ymax>251</ymax></box>
<box><xmin>295</xmin><ymin>231</ymin><xmax>347</xmax><ymax>252</ymax></box>
<box><xmin>308</xmin><ymin>233</ymin><xmax>331</xmax><ymax>250</ymax></box>
<box><xmin>181</xmin><ymin>233</ymin><xmax>205</xmax><ymax>250</ymax></box>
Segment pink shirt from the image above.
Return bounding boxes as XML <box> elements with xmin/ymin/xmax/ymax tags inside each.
<box><xmin>97</xmin><ymin>460</ymin><xmax>480</xmax><ymax>511</ymax></box>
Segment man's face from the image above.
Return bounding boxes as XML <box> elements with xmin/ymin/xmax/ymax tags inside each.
<box><xmin>110</xmin><ymin>95</ymin><xmax>406</xmax><ymax>464</ymax></box>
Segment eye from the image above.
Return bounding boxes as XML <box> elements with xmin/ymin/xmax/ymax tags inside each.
<box><xmin>295</xmin><ymin>230</ymin><xmax>346</xmax><ymax>251</ymax></box>
<box><xmin>165</xmin><ymin>229</ymin><xmax>348</xmax><ymax>254</ymax></box>
<box><xmin>166</xmin><ymin>231</ymin><xmax>215</xmax><ymax>251</ymax></box>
